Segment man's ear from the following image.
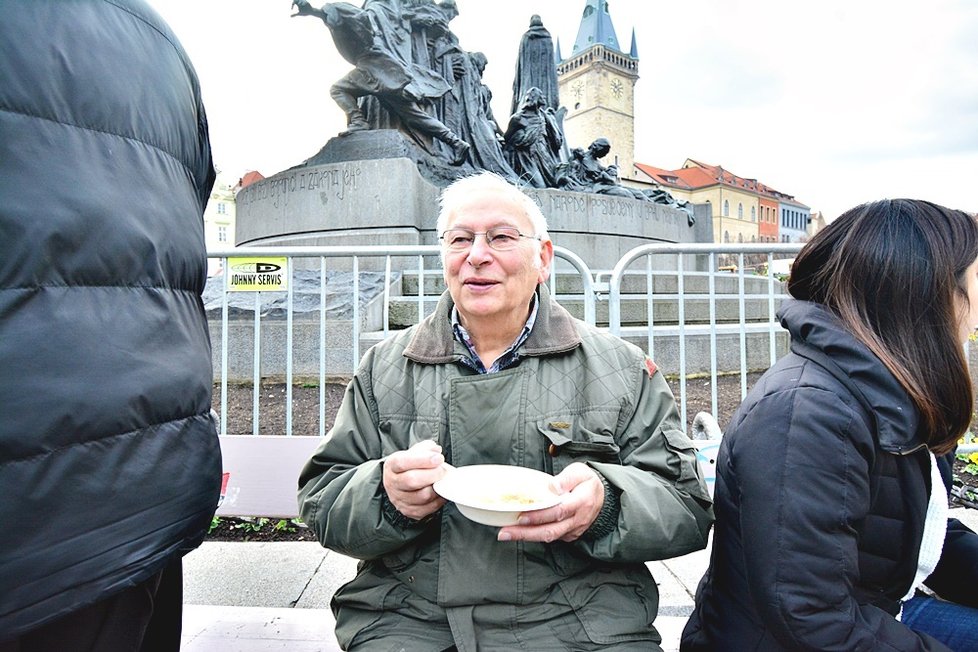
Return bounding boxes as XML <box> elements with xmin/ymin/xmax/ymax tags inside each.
<box><xmin>537</xmin><ymin>239</ymin><xmax>555</xmax><ymax>283</ymax></box>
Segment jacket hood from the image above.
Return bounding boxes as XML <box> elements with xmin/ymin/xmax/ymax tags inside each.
<box><xmin>777</xmin><ymin>299</ymin><xmax>923</xmax><ymax>453</ymax></box>
<box><xmin>403</xmin><ymin>284</ymin><xmax>581</xmax><ymax>364</ymax></box>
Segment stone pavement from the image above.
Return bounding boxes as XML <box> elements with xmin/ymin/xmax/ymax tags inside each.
<box><xmin>181</xmin><ymin>508</ymin><xmax>978</xmax><ymax>651</ymax></box>
<box><xmin>180</xmin><ymin>541</ymin><xmax>709</xmax><ymax>651</ymax></box>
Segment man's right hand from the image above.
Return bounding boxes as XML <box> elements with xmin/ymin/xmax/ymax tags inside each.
<box><xmin>382</xmin><ymin>439</ymin><xmax>449</xmax><ymax>521</ymax></box>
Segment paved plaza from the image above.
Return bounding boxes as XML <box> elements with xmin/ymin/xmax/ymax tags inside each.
<box><xmin>182</xmin><ymin>507</ymin><xmax>977</xmax><ymax>650</ymax></box>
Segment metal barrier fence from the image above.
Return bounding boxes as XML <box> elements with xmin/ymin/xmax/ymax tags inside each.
<box><xmin>206</xmin><ymin>243</ymin><xmax>978</xmax><ymax>455</ymax></box>
<box><xmin>606</xmin><ymin>243</ymin><xmax>803</xmax><ymax>429</ymax></box>
<box><xmin>207</xmin><ymin>245</ymin><xmax>594</xmax><ymax>437</ymax></box>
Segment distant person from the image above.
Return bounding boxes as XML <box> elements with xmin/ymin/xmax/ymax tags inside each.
<box><xmin>0</xmin><ymin>1</ymin><xmax>222</xmax><ymax>650</ymax></box>
<box><xmin>681</xmin><ymin>199</ymin><xmax>978</xmax><ymax>650</ymax></box>
<box><xmin>298</xmin><ymin>171</ymin><xmax>713</xmax><ymax>650</ymax></box>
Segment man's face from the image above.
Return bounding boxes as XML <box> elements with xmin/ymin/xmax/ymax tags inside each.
<box><xmin>442</xmin><ymin>191</ymin><xmax>553</xmax><ymax>329</ymax></box>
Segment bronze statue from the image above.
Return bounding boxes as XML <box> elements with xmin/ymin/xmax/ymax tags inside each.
<box><xmin>557</xmin><ymin>138</ymin><xmax>696</xmax><ymax>223</ymax></box>
<box><xmin>510</xmin><ymin>15</ymin><xmax>560</xmax><ymax>115</ymax></box>
<box><xmin>503</xmin><ymin>86</ymin><xmax>563</xmax><ymax>188</ymax></box>
<box><xmin>557</xmin><ymin>138</ymin><xmax>637</xmax><ymax>197</ymax></box>
<box><xmin>291</xmin><ymin>0</ymin><xmax>470</xmax><ymax>165</ymax></box>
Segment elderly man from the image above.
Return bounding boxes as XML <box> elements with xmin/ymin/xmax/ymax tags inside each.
<box><xmin>298</xmin><ymin>172</ymin><xmax>713</xmax><ymax>650</ymax></box>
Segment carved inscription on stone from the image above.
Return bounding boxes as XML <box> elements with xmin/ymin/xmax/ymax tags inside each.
<box><xmin>238</xmin><ymin>165</ymin><xmax>363</xmax><ymax>209</ymax></box>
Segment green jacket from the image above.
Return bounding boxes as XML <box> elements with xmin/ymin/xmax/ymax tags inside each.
<box><xmin>298</xmin><ymin>286</ymin><xmax>713</xmax><ymax>650</ymax></box>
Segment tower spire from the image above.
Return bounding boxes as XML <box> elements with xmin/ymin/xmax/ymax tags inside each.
<box><xmin>571</xmin><ymin>0</ymin><xmax>621</xmax><ymax>55</ymax></box>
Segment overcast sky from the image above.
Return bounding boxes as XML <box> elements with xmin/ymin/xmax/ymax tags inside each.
<box><xmin>149</xmin><ymin>0</ymin><xmax>977</xmax><ymax>219</ymax></box>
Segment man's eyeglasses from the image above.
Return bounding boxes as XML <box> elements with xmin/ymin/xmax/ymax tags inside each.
<box><xmin>440</xmin><ymin>227</ymin><xmax>541</xmax><ymax>252</ymax></box>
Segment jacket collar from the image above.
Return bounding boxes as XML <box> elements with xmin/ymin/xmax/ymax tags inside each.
<box><xmin>778</xmin><ymin>299</ymin><xmax>924</xmax><ymax>454</ymax></box>
<box><xmin>403</xmin><ymin>284</ymin><xmax>582</xmax><ymax>364</ymax></box>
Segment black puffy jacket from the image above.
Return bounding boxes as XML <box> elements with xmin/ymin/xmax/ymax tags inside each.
<box><xmin>681</xmin><ymin>300</ymin><xmax>977</xmax><ymax>651</ymax></box>
<box><xmin>0</xmin><ymin>0</ymin><xmax>221</xmax><ymax>638</ymax></box>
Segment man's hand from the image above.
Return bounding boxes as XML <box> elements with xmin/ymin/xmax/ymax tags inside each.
<box><xmin>382</xmin><ymin>439</ymin><xmax>450</xmax><ymax>521</ymax></box>
<box><xmin>496</xmin><ymin>463</ymin><xmax>605</xmax><ymax>543</ymax></box>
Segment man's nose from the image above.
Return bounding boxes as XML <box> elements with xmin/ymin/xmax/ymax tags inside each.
<box><xmin>466</xmin><ymin>234</ymin><xmax>493</xmax><ymax>265</ymax></box>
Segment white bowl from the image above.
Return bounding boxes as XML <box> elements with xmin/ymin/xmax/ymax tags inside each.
<box><xmin>433</xmin><ymin>464</ymin><xmax>561</xmax><ymax>526</ymax></box>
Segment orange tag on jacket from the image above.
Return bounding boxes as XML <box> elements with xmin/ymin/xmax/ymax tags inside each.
<box><xmin>644</xmin><ymin>358</ymin><xmax>658</xmax><ymax>377</ymax></box>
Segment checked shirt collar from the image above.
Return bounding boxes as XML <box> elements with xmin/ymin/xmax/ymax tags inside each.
<box><xmin>451</xmin><ymin>295</ymin><xmax>538</xmax><ymax>374</ymax></box>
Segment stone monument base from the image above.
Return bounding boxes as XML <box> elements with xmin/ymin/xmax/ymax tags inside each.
<box><xmin>300</xmin><ymin>129</ymin><xmax>474</xmax><ymax>188</ymax></box>
<box><xmin>235</xmin><ymin>131</ymin><xmax>712</xmax><ymax>272</ymax></box>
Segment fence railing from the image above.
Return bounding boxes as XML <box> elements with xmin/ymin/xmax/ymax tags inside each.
<box><xmin>205</xmin><ymin>242</ymin><xmax>978</xmax><ymax>517</ymax></box>
<box><xmin>606</xmin><ymin>243</ymin><xmax>803</xmax><ymax>428</ymax></box>
<box><xmin>206</xmin><ymin>243</ymin><xmax>978</xmax><ymax>451</ymax></box>
<box><xmin>207</xmin><ymin>244</ymin><xmax>594</xmax><ymax>438</ymax></box>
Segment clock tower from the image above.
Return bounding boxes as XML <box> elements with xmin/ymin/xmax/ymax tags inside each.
<box><xmin>557</xmin><ymin>0</ymin><xmax>639</xmax><ymax>179</ymax></box>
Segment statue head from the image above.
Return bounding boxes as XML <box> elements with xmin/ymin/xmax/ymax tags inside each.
<box><xmin>470</xmin><ymin>51</ymin><xmax>488</xmax><ymax>74</ymax></box>
<box><xmin>529</xmin><ymin>14</ymin><xmax>543</xmax><ymax>28</ymax></box>
<box><xmin>438</xmin><ymin>0</ymin><xmax>459</xmax><ymax>20</ymax></box>
<box><xmin>520</xmin><ymin>86</ymin><xmax>545</xmax><ymax>109</ymax></box>
<box><xmin>589</xmin><ymin>138</ymin><xmax>611</xmax><ymax>158</ymax></box>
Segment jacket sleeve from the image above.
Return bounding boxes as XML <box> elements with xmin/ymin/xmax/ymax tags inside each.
<box><xmin>577</xmin><ymin>365</ymin><xmax>714</xmax><ymax>562</ymax></box>
<box><xmin>925</xmin><ymin>453</ymin><xmax>978</xmax><ymax>607</ymax></box>
<box><xmin>729</xmin><ymin>386</ymin><xmax>950</xmax><ymax>651</ymax></box>
<box><xmin>296</xmin><ymin>356</ymin><xmax>432</xmax><ymax>559</ymax></box>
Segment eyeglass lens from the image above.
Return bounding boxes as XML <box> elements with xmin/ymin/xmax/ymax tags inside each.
<box><xmin>442</xmin><ymin>227</ymin><xmax>523</xmax><ymax>251</ymax></box>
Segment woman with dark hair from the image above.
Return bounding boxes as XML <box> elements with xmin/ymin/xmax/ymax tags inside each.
<box><xmin>681</xmin><ymin>199</ymin><xmax>978</xmax><ymax>650</ymax></box>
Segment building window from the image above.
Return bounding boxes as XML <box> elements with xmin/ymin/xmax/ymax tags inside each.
<box><xmin>217</xmin><ymin>225</ymin><xmax>228</xmax><ymax>243</ymax></box>
<box><xmin>723</xmin><ymin>200</ymin><xmax>729</xmax><ymax>217</ymax></box>
<box><xmin>751</xmin><ymin>206</ymin><xmax>756</xmax><ymax>222</ymax></box>
<box><xmin>217</xmin><ymin>202</ymin><xmax>227</xmax><ymax>215</ymax></box>
<box><xmin>738</xmin><ymin>203</ymin><xmax>743</xmax><ymax>219</ymax></box>
<box><xmin>724</xmin><ymin>231</ymin><xmax>730</xmax><ymax>243</ymax></box>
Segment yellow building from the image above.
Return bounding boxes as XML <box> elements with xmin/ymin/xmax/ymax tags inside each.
<box><xmin>203</xmin><ymin>173</ymin><xmax>236</xmax><ymax>276</ymax></box>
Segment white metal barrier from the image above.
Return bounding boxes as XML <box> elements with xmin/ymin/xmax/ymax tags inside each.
<box><xmin>205</xmin><ymin>242</ymin><xmax>978</xmax><ymax>517</ymax></box>
<box><xmin>607</xmin><ymin>243</ymin><xmax>803</xmax><ymax>427</ymax></box>
<box><xmin>207</xmin><ymin>244</ymin><xmax>594</xmax><ymax>438</ymax></box>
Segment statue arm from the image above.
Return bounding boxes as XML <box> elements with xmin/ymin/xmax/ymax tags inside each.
<box><xmin>291</xmin><ymin>0</ymin><xmax>331</xmax><ymax>24</ymax></box>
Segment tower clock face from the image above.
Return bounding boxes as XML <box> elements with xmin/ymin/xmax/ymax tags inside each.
<box><xmin>610</xmin><ymin>78</ymin><xmax>623</xmax><ymax>99</ymax></box>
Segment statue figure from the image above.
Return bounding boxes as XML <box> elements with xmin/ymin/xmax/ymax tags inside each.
<box><xmin>291</xmin><ymin>0</ymin><xmax>471</xmax><ymax>165</ymax></box>
<box><xmin>557</xmin><ymin>138</ymin><xmax>638</xmax><ymax>197</ymax></box>
<box><xmin>510</xmin><ymin>15</ymin><xmax>560</xmax><ymax>115</ymax></box>
<box><xmin>449</xmin><ymin>51</ymin><xmax>517</xmax><ymax>179</ymax></box>
<box><xmin>503</xmin><ymin>86</ymin><xmax>563</xmax><ymax>188</ymax></box>
<box><xmin>557</xmin><ymin>138</ymin><xmax>696</xmax><ymax>224</ymax></box>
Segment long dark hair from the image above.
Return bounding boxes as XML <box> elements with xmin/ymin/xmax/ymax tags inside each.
<box><xmin>787</xmin><ymin>199</ymin><xmax>977</xmax><ymax>455</ymax></box>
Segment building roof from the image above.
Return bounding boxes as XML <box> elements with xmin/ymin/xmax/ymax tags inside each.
<box><xmin>572</xmin><ymin>0</ymin><xmax>622</xmax><ymax>55</ymax></box>
<box><xmin>635</xmin><ymin>158</ymin><xmax>808</xmax><ymax>208</ymax></box>
<box><xmin>236</xmin><ymin>170</ymin><xmax>265</xmax><ymax>191</ymax></box>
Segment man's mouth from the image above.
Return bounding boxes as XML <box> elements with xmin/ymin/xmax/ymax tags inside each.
<box><xmin>464</xmin><ymin>278</ymin><xmax>497</xmax><ymax>286</ymax></box>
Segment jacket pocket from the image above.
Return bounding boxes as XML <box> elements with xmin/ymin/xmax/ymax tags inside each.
<box><xmin>553</xmin><ymin>565</ymin><xmax>661</xmax><ymax>645</ymax></box>
<box><xmin>379</xmin><ymin>528</ymin><xmax>440</xmax><ymax>602</ymax></box>
<box><xmin>536</xmin><ymin>417</ymin><xmax>621</xmax><ymax>474</ymax></box>
<box><xmin>662</xmin><ymin>428</ymin><xmax>712</xmax><ymax>504</ymax></box>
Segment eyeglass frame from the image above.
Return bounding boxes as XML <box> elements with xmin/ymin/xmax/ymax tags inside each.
<box><xmin>439</xmin><ymin>226</ymin><xmax>542</xmax><ymax>252</ymax></box>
